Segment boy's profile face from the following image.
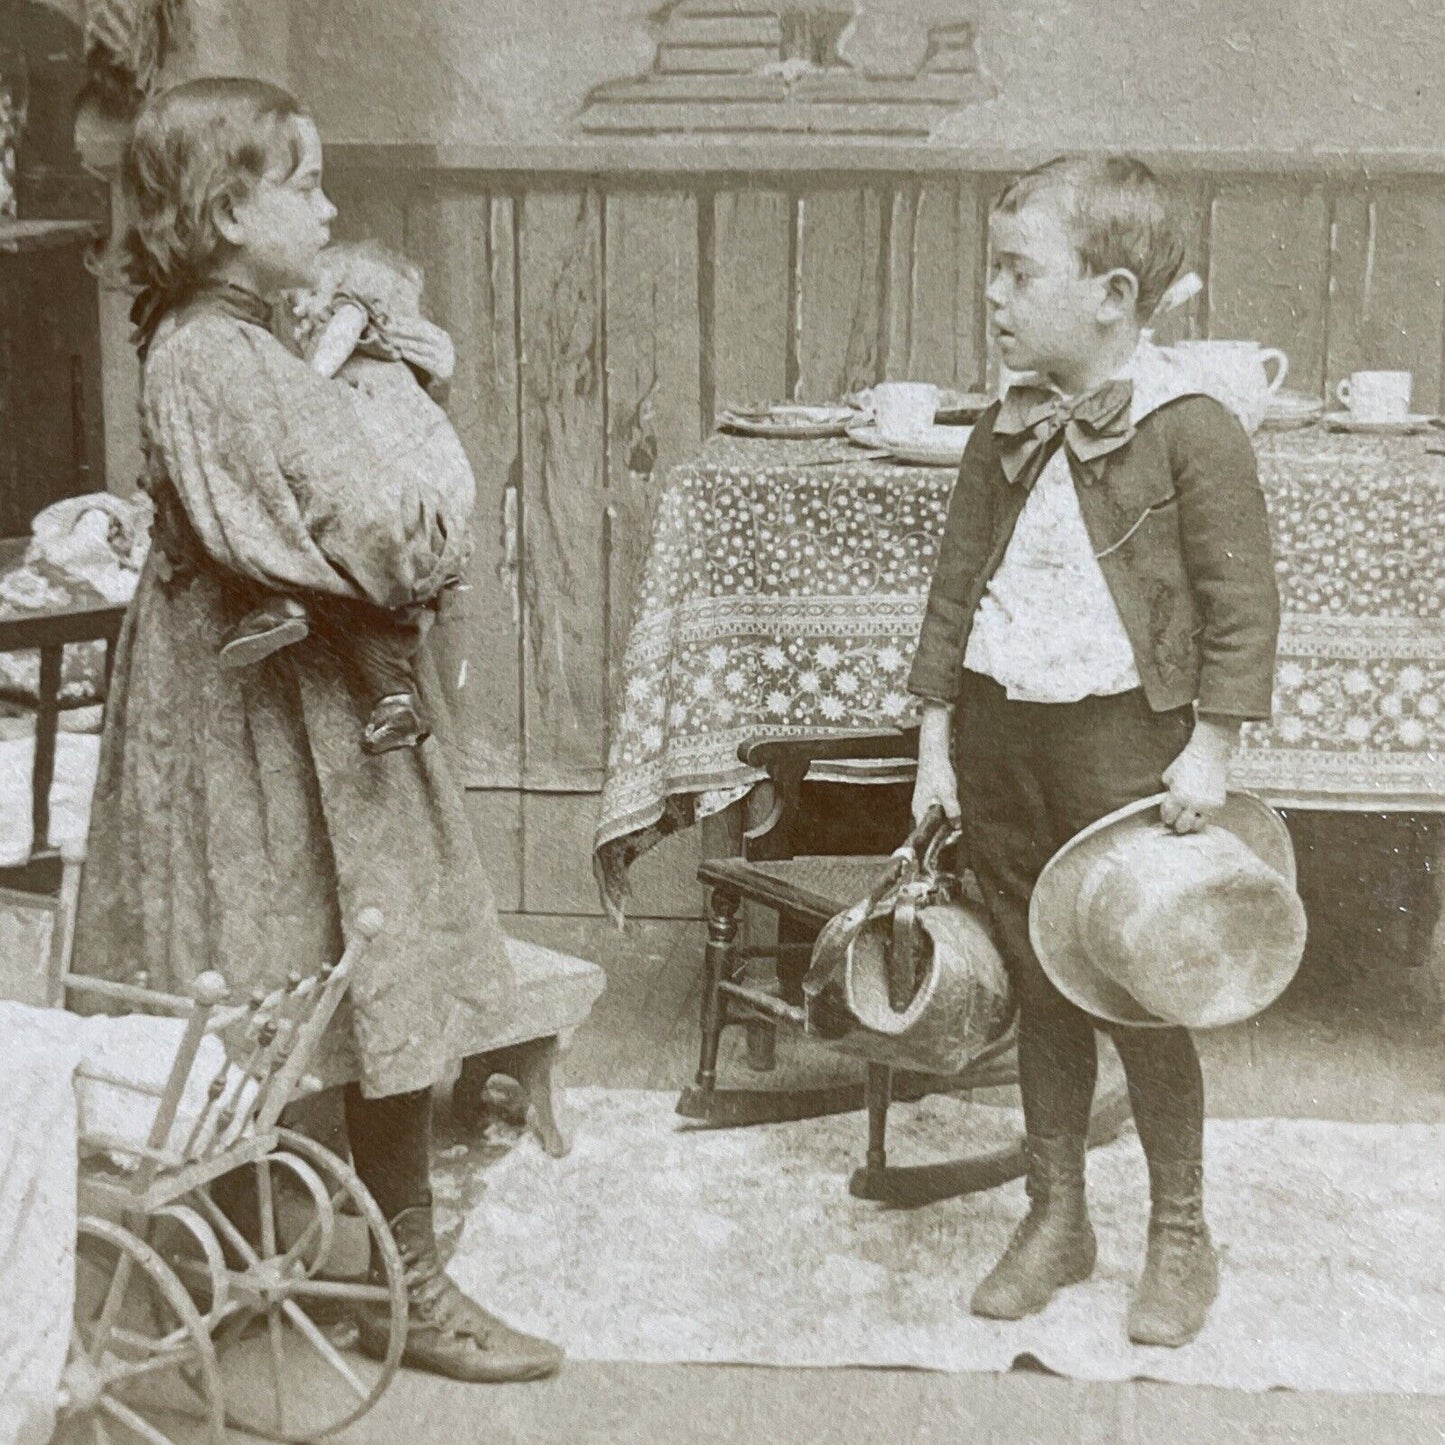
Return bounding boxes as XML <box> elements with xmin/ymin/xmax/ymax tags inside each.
<box><xmin>987</xmin><ymin>191</ymin><xmax>1135</xmax><ymax>389</ymax></box>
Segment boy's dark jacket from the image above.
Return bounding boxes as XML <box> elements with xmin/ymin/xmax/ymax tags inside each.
<box><xmin>907</xmin><ymin>394</ymin><xmax>1279</xmax><ymax>721</ymax></box>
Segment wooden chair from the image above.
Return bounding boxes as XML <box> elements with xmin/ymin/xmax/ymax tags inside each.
<box><xmin>678</xmin><ymin>729</ymin><xmax>1130</xmax><ymax>1208</ymax></box>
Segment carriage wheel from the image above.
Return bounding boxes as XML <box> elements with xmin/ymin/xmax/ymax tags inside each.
<box><xmin>57</xmin><ymin>1215</ymin><xmax>225</xmax><ymax>1445</ymax></box>
<box><xmin>168</xmin><ymin>1129</ymin><xmax>407</xmax><ymax>1442</ymax></box>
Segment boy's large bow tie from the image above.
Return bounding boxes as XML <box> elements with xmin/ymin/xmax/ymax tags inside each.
<box><xmin>993</xmin><ymin>379</ymin><xmax>1135</xmax><ymax>488</ymax></box>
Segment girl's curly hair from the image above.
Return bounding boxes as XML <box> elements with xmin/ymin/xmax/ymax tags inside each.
<box><xmin>121</xmin><ymin>77</ymin><xmax>308</xmax><ymax>351</ymax></box>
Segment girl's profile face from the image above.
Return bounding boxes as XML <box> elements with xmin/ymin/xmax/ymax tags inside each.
<box><xmin>222</xmin><ymin>118</ymin><xmax>336</xmax><ymax>294</ymax></box>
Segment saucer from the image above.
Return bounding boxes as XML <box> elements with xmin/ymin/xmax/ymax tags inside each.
<box><xmin>1323</xmin><ymin>412</ymin><xmax>1436</xmax><ymax>436</ymax></box>
<box><xmin>1260</xmin><ymin>390</ymin><xmax>1325</xmax><ymax>431</ymax></box>
<box><xmin>719</xmin><ymin>403</ymin><xmax>857</xmax><ymax>439</ymax></box>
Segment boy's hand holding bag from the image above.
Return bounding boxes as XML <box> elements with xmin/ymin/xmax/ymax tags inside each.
<box><xmin>802</xmin><ymin>806</ymin><xmax>1015</xmax><ymax>1076</ymax></box>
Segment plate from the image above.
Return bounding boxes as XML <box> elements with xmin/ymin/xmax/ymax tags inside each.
<box><xmin>1322</xmin><ymin>412</ymin><xmax>1437</xmax><ymax>436</ymax></box>
<box><xmin>719</xmin><ymin>403</ymin><xmax>858</xmax><ymax>439</ymax></box>
<box><xmin>1260</xmin><ymin>391</ymin><xmax>1324</xmax><ymax>430</ymax></box>
<box><xmin>847</xmin><ymin>423</ymin><xmax>971</xmax><ymax>466</ymax></box>
<box><xmin>849</xmin><ymin>387</ymin><xmax>993</xmax><ymax>428</ymax></box>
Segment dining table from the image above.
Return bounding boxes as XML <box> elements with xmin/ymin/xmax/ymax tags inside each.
<box><xmin>594</xmin><ymin>425</ymin><xmax>1445</xmax><ymax>947</ymax></box>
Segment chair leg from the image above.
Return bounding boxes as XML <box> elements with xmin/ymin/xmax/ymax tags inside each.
<box><xmin>848</xmin><ymin>1063</ymin><xmax>892</xmax><ymax>1198</ymax></box>
<box><xmin>692</xmin><ymin>886</ymin><xmax>740</xmax><ymax>1104</ymax></box>
<box><xmin>866</xmin><ymin>1063</ymin><xmax>891</xmax><ymax>1172</ymax></box>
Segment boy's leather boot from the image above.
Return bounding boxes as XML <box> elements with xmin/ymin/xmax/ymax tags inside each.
<box><xmin>1127</xmin><ymin>1159</ymin><xmax>1218</xmax><ymax>1347</ymax></box>
<box><xmin>970</xmin><ymin>1134</ymin><xmax>1096</xmax><ymax>1319</ymax></box>
<box><xmin>356</xmin><ymin>1206</ymin><xmax>564</xmax><ymax>1382</ymax></box>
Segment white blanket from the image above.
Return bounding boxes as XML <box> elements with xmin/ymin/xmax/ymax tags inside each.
<box><xmin>452</xmin><ymin>1088</ymin><xmax>1445</xmax><ymax>1395</ymax></box>
<box><xmin>0</xmin><ymin>1003</ymin><xmax>251</xmax><ymax>1444</ymax></box>
<box><xmin>0</xmin><ymin>729</ymin><xmax>101</xmax><ymax>868</ymax></box>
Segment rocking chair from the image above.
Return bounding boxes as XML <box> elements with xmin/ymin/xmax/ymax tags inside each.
<box><xmin>678</xmin><ymin>729</ymin><xmax>1131</xmax><ymax>1208</ymax></box>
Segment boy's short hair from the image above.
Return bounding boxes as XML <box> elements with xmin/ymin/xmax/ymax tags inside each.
<box><xmin>122</xmin><ymin>77</ymin><xmax>308</xmax><ymax>315</ymax></box>
<box><xmin>995</xmin><ymin>156</ymin><xmax>1187</xmax><ymax>319</ymax></box>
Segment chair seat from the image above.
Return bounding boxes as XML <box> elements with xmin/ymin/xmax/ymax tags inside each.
<box><xmin>699</xmin><ymin>853</ymin><xmax>898</xmax><ymax>926</ymax></box>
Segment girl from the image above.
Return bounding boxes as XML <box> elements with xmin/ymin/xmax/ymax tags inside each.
<box><xmin>73</xmin><ymin>76</ymin><xmax>562</xmax><ymax>1384</ymax></box>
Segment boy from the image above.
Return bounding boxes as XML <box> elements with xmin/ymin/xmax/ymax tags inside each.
<box><xmin>908</xmin><ymin>156</ymin><xmax>1279</xmax><ymax>1346</ymax></box>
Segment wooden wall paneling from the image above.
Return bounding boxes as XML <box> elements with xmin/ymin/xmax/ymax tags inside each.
<box><xmin>1327</xmin><ymin>183</ymin><xmax>1445</xmax><ymax>410</ymax></box>
<box><xmin>404</xmin><ymin>186</ymin><xmax>525</xmax><ymax>789</ymax></box>
<box><xmin>97</xmin><ymin>183</ymin><xmax>144</xmax><ymax>500</ymax></box>
<box><xmin>463</xmin><ymin>789</ymin><xmax>524</xmax><ymax>913</ymax></box>
<box><xmin>601</xmin><ymin>189</ymin><xmax>705</xmax><ymax>917</ymax></box>
<box><xmin>521</xmin><ymin>791</ymin><xmax>702</xmax><ymax>917</ymax></box>
<box><xmin>795</xmin><ymin>185</ymin><xmax>888</xmax><ymax>401</ymax></box>
<box><xmin>1206</xmin><ymin>181</ymin><xmax>1330</xmax><ymax>394</ymax></box>
<box><xmin>711</xmin><ymin>188</ymin><xmax>791</xmax><ymax>410</ymax></box>
<box><xmin>517</xmin><ymin>187</ymin><xmax>609</xmax><ymax>792</ymax></box>
<box><xmin>327</xmin><ymin>170</ymin><xmax>408</xmax><ymax>249</ymax></box>
<box><xmin>885</xmin><ymin>179</ymin><xmax>981</xmax><ymax>389</ymax></box>
<box><xmin>1150</xmin><ymin>177</ymin><xmax>1213</xmax><ymax>345</ymax></box>
<box><xmin>978</xmin><ymin>174</ymin><xmax>1012</xmax><ymax>394</ymax></box>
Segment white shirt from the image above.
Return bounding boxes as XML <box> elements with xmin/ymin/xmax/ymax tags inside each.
<box><xmin>963</xmin><ymin>340</ymin><xmax>1207</xmax><ymax>704</ymax></box>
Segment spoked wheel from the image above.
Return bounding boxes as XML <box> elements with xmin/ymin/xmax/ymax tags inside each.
<box><xmin>57</xmin><ymin>1215</ymin><xmax>225</xmax><ymax>1445</ymax></box>
<box><xmin>161</xmin><ymin>1129</ymin><xmax>407</xmax><ymax>1442</ymax></box>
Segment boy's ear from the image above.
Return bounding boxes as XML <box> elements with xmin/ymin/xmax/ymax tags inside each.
<box><xmin>1098</xmin><ymin>267</ymin><xmax>1141</xmax><ymax>324</ymax></box>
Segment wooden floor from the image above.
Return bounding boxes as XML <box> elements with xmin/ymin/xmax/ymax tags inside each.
<box><xmin>321</xmin><ymin>907</ymin><xmax>1445</xmax><ymax>1445</ymax></box>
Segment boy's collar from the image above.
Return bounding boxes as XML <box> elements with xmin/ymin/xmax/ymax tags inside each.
<box><xmin>1017</xmin><ymin>337</ymin><xmax>1209</xmax><ymax>426</ymax></box>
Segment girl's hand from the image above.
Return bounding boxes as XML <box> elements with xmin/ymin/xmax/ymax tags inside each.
<box><xmin>388</xmin><ymin>318</ymin><xmax>456</xmax><ymax>384</ymax></box>
<box><xmin>912</xmin><ymin>703</ymin><xmax>962</xmax><ymax>826</ymax></box>
<box><xmin>1160</xmin><ymin>716</ymin><xmax>1239</xmax><ymax>834</ymax></box>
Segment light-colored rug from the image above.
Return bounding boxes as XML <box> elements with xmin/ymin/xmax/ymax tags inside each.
<box><xmin>449</xmin><ymin>1088</ymin><xmax>1445</xmax><ymax>1394</ymax></box>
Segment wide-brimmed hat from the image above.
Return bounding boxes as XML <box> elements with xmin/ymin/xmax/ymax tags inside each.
<box><xmin>1029</xmin><ymin>793</ymin><xmax>1307</xmax><ymax>1029</ymax></box>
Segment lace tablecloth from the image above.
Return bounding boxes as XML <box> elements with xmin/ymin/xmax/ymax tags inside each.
<box><xmin>594</xmin><ymin>430</ymin><xmax>1445</xmax><ymax>917</ymax></box>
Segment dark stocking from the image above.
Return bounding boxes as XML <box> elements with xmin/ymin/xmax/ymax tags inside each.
<box><xmin>343</xmin><ymin>1083</ymin><xmax>433</xmax><ymax>1222</ymax></box>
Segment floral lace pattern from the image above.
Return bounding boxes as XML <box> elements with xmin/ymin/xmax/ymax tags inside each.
<box><xmin>595</xmin><ymin>430</ymin><xmax>1445</xmax><ymax>914</ymax></box>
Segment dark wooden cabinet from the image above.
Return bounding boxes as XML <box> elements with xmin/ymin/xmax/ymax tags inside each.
<box><xmin>1</xmin><ymin>221</ymin><xmax>107</xmax><ymax>537</ymax></box>
<box><xmin>1</xmin><ymin>1</ymin><xmax>108</xmax><ymax>538</ymax></box>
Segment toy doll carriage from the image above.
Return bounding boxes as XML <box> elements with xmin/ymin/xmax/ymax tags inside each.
<box><xmin>51</xmin><ymin>886</ymin><xmax>408</xmax><ymax>1445</ymax></box>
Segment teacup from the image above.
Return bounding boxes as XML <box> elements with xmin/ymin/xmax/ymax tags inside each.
<box><xmin>872</xmin><ymin>381</ymin><xmax>940</xmax><ymax>438</ymax></box>
<box><xmin>1336</xmin><ymin>370</ymin><xmax>1412</xmax><ymax>421</ymax></box>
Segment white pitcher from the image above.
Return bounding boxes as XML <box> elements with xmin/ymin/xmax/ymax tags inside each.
<box><xmin>1171</xmin><ymin>340</ymin><xmax>1289</xmax><ymax>433</ymax></box>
